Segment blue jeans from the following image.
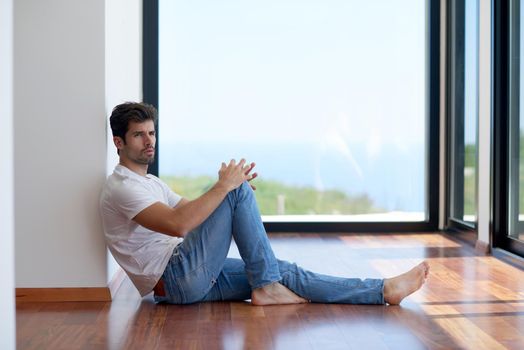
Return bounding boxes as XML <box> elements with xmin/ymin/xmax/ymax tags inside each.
<box><xmin>154</xmin><ymin>182</ymin><xmax>385</xmax><ymax>305</ymax></box>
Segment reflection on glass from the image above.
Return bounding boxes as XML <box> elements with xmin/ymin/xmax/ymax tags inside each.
<box><xmin>158</xmin><ymin>0</ymin><xmax>426</xmax><ymax>221</ymax></box>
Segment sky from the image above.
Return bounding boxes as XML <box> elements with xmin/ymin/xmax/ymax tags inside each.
<box><xmin>464</xmin><ymin>0</ymin><xmax>478</xmax><ymax>145</ymax></box>
<box><xmin>158</xmin><ymin>0</ymin><xmax>426</xmax><ymax>152</ymax></box>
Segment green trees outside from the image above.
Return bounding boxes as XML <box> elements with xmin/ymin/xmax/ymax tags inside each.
<box><xmin>161</xmin><ymin>134</ymin><xmax>524</xmax><ymax>217</ymax></box>
<box><xmin>161</xmin><ymin>175</ymin><xmax>382</xmax><ymax>215</ymax></box>
<box><xmin>463</xmin><ymin>134</ymin><xmax>524</xmax><ymax>216</ymax></box>
<box><xmin>463</xmin><ymin>143</ymin><xmax>476</xmax><ymax>216</ymax></box>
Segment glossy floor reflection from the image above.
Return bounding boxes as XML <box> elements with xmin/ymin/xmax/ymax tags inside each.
<box><xmin>16</xmin><ymin>233</ymin><xmax>524</xmax><ymax>349</ymax></box>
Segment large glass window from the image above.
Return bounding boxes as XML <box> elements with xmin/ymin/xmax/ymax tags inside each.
<box><xmin>508</xmin><ymin>0</ymin><xmax>524</xmax><ymax>243</ymax></box>
<box><xmin>493</xmin><ymin>0</ymin><xmax>524</xmax><ymax>257</ymax></box>
<box><xmin>156</xmin><ymin>0</ymin><xmax>438</xmax><ymax>226</ymax></box>
<box><xmin>448</xmin><ymin>0</ymin><xmax>479</xmax><ymax>227</ymax></box>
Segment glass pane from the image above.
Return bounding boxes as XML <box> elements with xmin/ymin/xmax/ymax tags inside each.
<box><xmin>463</xmin><ymin>0</ymin><xmax>478</xmax><ymax>222</ymax></box>
<box><xmin>449</xmin><ymin>0</ymin><xmax>478</xmax><ymax>224</ymax></box>
<box><xmin>508</xmin><ymin>0</ymin><xmax>524</xmax><ymax>241</ymax></box>
<box><xmin>159</xmin><ymin>0</ymin><xmax>427</xmax><ymax>222</ymax></box>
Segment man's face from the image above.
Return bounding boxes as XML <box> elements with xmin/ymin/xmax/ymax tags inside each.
<box><xmin>116</xmin><ymin>120</ymin><xmax>156</xmax><ymax>165</ymax></box>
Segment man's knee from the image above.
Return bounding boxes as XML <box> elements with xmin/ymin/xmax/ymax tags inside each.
<box><xmin>240</xmin><ymin>181</ymin><xmax>252</xmax><ymax>192</ymax></box>
<box><xmin>224</xmin><ymin>182</ymin><xmax>257</xmax><ymax>213</ymax></box>
<box><xmin>229</xmin><ymin>181</ymin><xmax>252</xmax><ymax>200</ymax></box>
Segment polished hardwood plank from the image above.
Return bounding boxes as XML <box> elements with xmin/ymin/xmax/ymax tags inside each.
<box><xmin>16</xmin><ymin>232</ymin><xmax>524</xmax><ymax>350</ymax></box>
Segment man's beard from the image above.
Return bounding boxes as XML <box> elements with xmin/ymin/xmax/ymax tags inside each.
<box><xmin>135</xmin><ymin>157</ymin><xmax>155</xmax><ymax>165</ymax></box>
<box><xmin>132</xmin><ymin>149</ymin><xmax>155</xmax><ymax>165</ymax></box>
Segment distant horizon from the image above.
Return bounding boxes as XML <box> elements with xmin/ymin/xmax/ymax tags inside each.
<box><xmin>159</xmin><ymin>140</ymin><xmax>425</xmax><ymax>212</ymax></box>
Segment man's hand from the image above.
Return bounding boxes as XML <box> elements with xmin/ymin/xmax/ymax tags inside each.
<box><xmin>217</xmin><ymin>158</ymin><xmax>258</xmax><ymax>192</ymax></box>
<box><xmin>244</xmin><ymin>161</ymin><xmax>258</xmax><ymax>190</ymax></box>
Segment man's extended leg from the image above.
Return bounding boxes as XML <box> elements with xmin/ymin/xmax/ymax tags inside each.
<box><xmin>200</xmin><ymin>258</ymin><xmax>384</xmax><ymax>304</ymax></box>
<box><xmin>201</xmin><ymin>258</ymin><xmax>429</xmax><ymax>305</ymax></box>
<box><xmin>275</xmin><ymin>259</ymin><xmax>429</xmax><ymax>305</ymax></box>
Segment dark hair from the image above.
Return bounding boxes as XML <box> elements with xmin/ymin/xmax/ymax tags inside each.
<box><xmin>109</xmin><ymin>102</ymin><xmax>158</xmax><ymax>142</ymax></box>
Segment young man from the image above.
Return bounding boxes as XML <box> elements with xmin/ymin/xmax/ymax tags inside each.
<box><xmin>100</xmin><ymin>102</ymin><xmax>429</xmax><ymax>305</ymax></box>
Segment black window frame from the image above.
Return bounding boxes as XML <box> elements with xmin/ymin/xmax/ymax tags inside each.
<box><xmin>143</xmin><ymin>0</ymin><xmax>441</xmax><ymax>233</ymax></box>
<box><xmin>445</xmin><ymin>0</ymin><xmax>479</xmax><ymax>234</ymax></box>
<box><xmin>493</xmin><ymin>0</ymin><xmax>524</xmax><ymax>257</ymax></box>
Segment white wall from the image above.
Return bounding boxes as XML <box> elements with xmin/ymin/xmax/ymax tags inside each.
<box><xmin>105</xmin><ymin>0</ymin><xmax>143</xmax><ymax>282</ymax></box>
<box><xmin>0</xmin><ymin>0</ymin><xmax>15</xmax><ymax>347</ymax></box>
<box><xmin>477</xmin><ymin>0</ymin><xmax>492</xmax><ymax>246</ymax></box>
<box><xmin>14</xmin><ymin>0</ymin><xmax>108</xmax><ymax>287</ymax></box>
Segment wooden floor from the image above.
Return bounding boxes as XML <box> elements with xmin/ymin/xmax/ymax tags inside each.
<box><xmin>16</xmin><ymin>233</ymin><xmax>524</xmax><ymax>350</ymax></box>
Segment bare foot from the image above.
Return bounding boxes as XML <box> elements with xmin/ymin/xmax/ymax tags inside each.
<box><xmin>251</xmin><ymin>282</ymin><xmax>308</xmax><ymax>306</ymax></box>
<box><xmin>383</xmin><ymin>261</ymin><xmax>430</xmax><ymax>305</ymax></box>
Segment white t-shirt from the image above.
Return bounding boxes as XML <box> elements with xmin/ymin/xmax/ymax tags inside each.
<box><xmin>99</xmin><ymin>164</ymin><xmax>183</xmax><ymax>296</ymax></box>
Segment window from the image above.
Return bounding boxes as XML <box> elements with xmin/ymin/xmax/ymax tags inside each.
<box><xmin>494</xmin><ymin>0</ymin><xmax>524</xmax><ymax>257</ymax></box>
<box><xmin>508</xmin><ymin>0</ymin><xmax>524</xmax><ymax>244</ymax></box>
<box><xmin>145</xmin><ymin>0</ymin><xmax>441</xmax><ymax>232</ymax></box>
<box><xmin>447</xmin><ymin>0</ymin><xmax>479</xmax><ymax>229</ymax></box>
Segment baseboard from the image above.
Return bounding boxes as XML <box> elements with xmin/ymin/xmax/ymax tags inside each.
<box><xmin>16</xmin><ymin>287</ymin><xmax>111</xmax><ymax>302</ymax></box>
<box><xmin>108</xmin><ymin>267</ymin><xmax>126</xmax><ymax>299</ymax></box>
<box><xmin>15</xmin><ymin>268</ymin><xmax>128</xmax><ymax>303</ymax></box>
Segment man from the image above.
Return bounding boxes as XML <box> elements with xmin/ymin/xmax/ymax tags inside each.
<box><xmin>100</xmin><ymin>102</ymin><xmax>429</xmax><ymax>305</ymax></box>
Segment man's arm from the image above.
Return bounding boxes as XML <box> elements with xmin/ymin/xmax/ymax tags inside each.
<box><xmin>133</xmin><ymin>159</ymin><xmax>256</xmax><ymax>237</ymax></box>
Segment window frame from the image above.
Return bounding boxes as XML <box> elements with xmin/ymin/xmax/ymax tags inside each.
<box><xmin>493</xmin><ymin>0</ymin><xmax>524</xmax><ymax>256</ymax></box>
<box><xmin>445</xmin><ymin>0</ymin><xmax>479</xmax><ymax>233</ymax></box>
<box><xmin>143</xmin><ymin>0</ymin><xmax>159</xmax><ymax>176</ymax></box>
<box><xmin>143</xmin><ymin>0</ymin><xmax>441</xmax><ymax>233</ymax></box>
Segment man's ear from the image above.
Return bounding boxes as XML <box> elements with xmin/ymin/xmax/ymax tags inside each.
<box><xmin>113</xmin><ymin>136</ymin><xmax>124</xmax><ymax>150</ymax></box>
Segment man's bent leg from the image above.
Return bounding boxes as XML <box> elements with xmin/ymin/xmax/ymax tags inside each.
<box><xmin>228</xmin><ymin>182</ymin><xmax>281</xmax><ymax>289</ymax></box>
<box><xmin>161</xmin><ymin>182</ymin><xmax>282</xmax><ymax>303</ymax></box>
<box><xmin>160</xmin><ymin>194</ymin><xmax>239</xmax><ymax>303</ymax></box>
